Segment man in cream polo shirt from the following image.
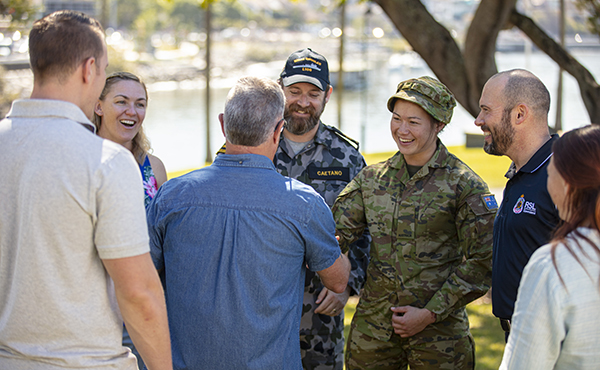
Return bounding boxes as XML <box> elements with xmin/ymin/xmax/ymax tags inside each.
<box><xmin>0</xmin><ymin>10</ymin><xmax>171</xmax><ymax>369</ymax></box>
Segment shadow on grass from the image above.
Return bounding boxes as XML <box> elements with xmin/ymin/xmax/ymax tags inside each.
<box><xmin>343</xmin><ymin>296</ymin><xmax>505</xmax><ymax>370</ymax></box>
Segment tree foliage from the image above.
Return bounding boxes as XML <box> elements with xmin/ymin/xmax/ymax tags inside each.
<box><xmin>576</xmin><ymin>0</ymin><xmax>600</xmax><ymax>38</ymax></box>
<box><xmin>0</xmin><ymin>0</ymin><xmax>38</xmax><ymax>25</ymax></box>
<box><xmin>372</xmin><ymin>0</ymin><xmax>600</xmax><ymax>124</ymax></box>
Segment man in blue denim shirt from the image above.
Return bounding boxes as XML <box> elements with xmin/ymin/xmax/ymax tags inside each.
<box><xmin>147</xmin><ymin>76</ymin><xmax>350</xmax><ymax>370</ymax></box>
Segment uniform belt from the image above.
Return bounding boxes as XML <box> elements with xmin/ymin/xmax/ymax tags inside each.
<box><xmin>499</xmin><ymin>318</ymin><xmax>511</xmax><ymax>332</ymax></box>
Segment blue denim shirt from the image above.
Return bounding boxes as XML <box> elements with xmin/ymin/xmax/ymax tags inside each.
<box><xmin>147</xmin><ymin>153</ymin><xmax>342</xmax><ymax>370</ymax></box>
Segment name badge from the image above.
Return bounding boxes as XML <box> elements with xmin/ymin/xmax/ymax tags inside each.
<box><xmin>308</xmin><ymin>166</ymin><xmax>350</xmax><ymax>182</ymax></box>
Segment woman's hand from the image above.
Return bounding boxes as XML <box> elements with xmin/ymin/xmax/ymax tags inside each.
<box><xmin>390</xmin><ymin>306</ymin><xmax>436</xmax><ymax>338</ymax></box>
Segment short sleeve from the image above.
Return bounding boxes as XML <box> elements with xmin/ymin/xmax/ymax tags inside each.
<box><xmin>94</xmin><ymin>147</ymin><xmax>149</xmax><ymax>259</ymax></box>
<box><xmin>303</xmin><ymin>195</ymin><xmax>342</xmax><ymax>272</ymax></box>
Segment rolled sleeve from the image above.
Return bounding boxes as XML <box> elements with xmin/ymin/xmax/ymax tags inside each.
<box><xmin>304</xmin><ymin>196</ymin><xmax>342</xmax><ymax>272</ymax></box>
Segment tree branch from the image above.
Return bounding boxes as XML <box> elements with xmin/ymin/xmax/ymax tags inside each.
<box><xmin>510</xmin><ymin>9</ymin><xmax>600</xmax><ymax>123</ymax></box>
<box><xmin>373</xmin><ymin>0</ymin><xmax>469</xmax><ymax>113</ymax></box>
<box><xmin>463</xmin><ymin>0</ymin><xmax>517</xmax><ymax>113</ymax></box>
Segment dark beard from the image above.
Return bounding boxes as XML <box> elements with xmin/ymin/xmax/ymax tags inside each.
<box><xmin>483</xmin><ymin>109</ymin><xmax>515</xmax><ymax>156</ymax></box>
<box><xmin>283</xmin><ymin>97</ymin><xmax>326</xmax><ymax>136</ymax></box>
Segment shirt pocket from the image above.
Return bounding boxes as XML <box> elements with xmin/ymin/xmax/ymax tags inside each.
<box><xmin>413</xmin><ymin>195</ymin><xmax>459</xmax><ymax>262</ymax></box>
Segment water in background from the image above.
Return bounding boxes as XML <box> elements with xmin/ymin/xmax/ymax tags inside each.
<box><xmin>143</xmin><ymin>50</ymin><xmax>600</xmax><ymax>172</ymax></box>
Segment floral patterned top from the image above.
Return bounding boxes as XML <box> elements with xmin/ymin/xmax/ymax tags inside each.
<box><xmin>140</xmin><ymin>155</ymin><xmax>158</xmax><ymax>208</ymax></box>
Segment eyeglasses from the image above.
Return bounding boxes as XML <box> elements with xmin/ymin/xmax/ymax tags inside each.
<box><xmin>275</xmin><ymin>118</ymin><xmax>287</xmax><ymax>133</ymax></box>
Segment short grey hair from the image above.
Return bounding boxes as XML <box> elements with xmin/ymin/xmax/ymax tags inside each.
<box><xmin>494</xmin><ymin>69</ymin><xmax>550</xmax><ymax>118</ymax></box>
<box><xmin>223</xmin><ymin>76</ymin><xmax>285</xmax><ymax>146</ymax></box>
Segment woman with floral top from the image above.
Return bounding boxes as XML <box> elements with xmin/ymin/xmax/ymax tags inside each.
<box><xmin>93</xmin><ymin>71</ymin><xmax>167</xmax><ymax>208</ymax></box>
<box><xmin>93</xmin><ymin>71</ymin><xmax>167</xmax><ymax>370</ymax></box>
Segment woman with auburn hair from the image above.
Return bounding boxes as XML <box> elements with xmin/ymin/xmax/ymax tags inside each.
<box><xmin>500</xmin><ymin>124</ymin><xmax>600</xmax><ymax>369</ymax></box>
<box><xmin>94</xmin><ymin>71</ymin><xmax>167</xmax><ymax>207</ymax></box>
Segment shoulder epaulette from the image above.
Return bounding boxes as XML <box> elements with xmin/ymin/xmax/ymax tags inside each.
<box><xmin>323</xmin><ymin>124</ymin><xmax>360</xmax><ymax>151</ymax></box>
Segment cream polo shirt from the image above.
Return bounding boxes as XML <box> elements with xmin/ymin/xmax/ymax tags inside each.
<box><xmin>0</xmin><ymin>99</ymin><xmax>149</xmax><ymax>369</ymax></box>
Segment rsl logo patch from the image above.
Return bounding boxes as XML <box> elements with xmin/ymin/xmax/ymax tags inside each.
<box><xmin>524</xmin><ymin>200</ymin><xmax>537</xmax><ymax>215</ymax></box>
<box><xmin>513</xmin><ymin>194</ymin><xmax>525</xmax><ymax>214</ymax></box>
<box><xmin>513</xmin><ymin>194</ymin><xmax>536</xmax><ymax>215</ymax></box>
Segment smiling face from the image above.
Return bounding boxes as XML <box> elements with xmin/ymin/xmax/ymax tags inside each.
<box><xmin>95</xmin><ymin>79</ymin><xmax>147</xmax><ymax>150</ymax></box>
<box><xmin>475</xmin><ymin>76</ymin><xmax>516</xmax><ymax>156</ymax></box>
<box><xmin>282</xmin><ymin>82</ymin><xmax>330</xmax><ymax>136</ymax></box>
<box><xmin>390</xmin><ymin>99</ymin><xmax>443</xmax><ymax>166</ymax></box>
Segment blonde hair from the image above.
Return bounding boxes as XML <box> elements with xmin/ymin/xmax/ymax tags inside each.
<box><xmin>93</xmin><ymin>71</ymin><xmax>151</xmax><ymax>164</ymax></box>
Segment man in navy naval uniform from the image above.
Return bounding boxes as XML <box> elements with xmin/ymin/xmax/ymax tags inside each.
<box><xmin>276</xmin><ymin>48</ymin><xmax>371</xmax><ymax>369</ymax></box>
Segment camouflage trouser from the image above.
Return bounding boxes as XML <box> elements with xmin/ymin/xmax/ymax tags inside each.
<box><xmin>300</xmin><ymin>330</ymin><xmax>345</xmax><ymax>370</ymax></box>
<box><xmin>345</xmin><ymin>325</ymin><xmax>475</xmax><ymax>370</ymax></box>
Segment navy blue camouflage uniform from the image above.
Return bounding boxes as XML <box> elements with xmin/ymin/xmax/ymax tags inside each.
<box><xmin>218</xmin><ymin>122</ymin><xmax>370</xmax><ymax>369</ymax></box>
<box><xmin>274</xmin><ymin>122</ymin><xmax>371</xmax><ymax>370</ymax></box>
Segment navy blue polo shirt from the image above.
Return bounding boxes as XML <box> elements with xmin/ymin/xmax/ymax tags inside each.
<box><xmin>492</xmin><ymin>134</ymin><xmax>560</xmax><ymax>320</ymax></box>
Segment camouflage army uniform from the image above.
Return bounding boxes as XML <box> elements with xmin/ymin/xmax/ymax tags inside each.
<box><xmin>332</xmin><ymin>141</ymin><xmax>496</xmax><ymax>369</ymax></box>
<box><xmin>274</xmin><ymin>122</ymin><xmax>371</xmax><ymax>370</ymax></box>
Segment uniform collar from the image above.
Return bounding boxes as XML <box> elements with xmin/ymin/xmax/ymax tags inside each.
<box><xmin>312</xmin><ymin>121</ymin><xmax>331</xmax><ymax>146</ymax></box>
<box><xmin>389</xmin><ymin>139</ymin><xmax>450</xmax><ymax>172</ymax></box>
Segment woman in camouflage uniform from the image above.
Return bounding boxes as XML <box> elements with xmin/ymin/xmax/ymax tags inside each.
<box><xmin>332</xmin><ymin>76</ymin><xmax>497</xmax><ymax>369</ymax></box>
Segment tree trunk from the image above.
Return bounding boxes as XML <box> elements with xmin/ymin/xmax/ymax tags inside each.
<box><xmin>372</xmin><ymin>0</ymin><xmax>470</xmax><ymax>113</ymax></box>
<box><xmin>463</xmin><ymin>0</ymin><xmax>517</xmax><ymax>113</ymax></box>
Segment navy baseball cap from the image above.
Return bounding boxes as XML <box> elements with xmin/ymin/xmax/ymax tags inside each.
<box><xmin>280</xmin><ymin>48</ymin><xmax>330</xmax><ymax>91</ymax></box>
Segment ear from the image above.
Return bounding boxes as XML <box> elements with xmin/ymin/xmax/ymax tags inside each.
<box><xmin>81</xmin><ymin>57</ymin><xmax>96</xmax><ymax>84</ymax></box>
<box><xmin>219</xmin><ymin>113</ymin><xmax>226</xmax><ymax>137</ymax></box>
<box><xmin>436</xmin><ymin>122</ymin><xmax>445</xmax><ymax>134</ymax></box>
<box><xmin>324</xmin><ymin>85</ymin><xmax>333</xmax><ymax>104</ymax></box>
<box><xmin>94</xmin><ymin>101</ymin><xmax>103</xmax><ymax>116</ymax></box>
<box><xmin>272</xmin><ymin>125</ymin><xmax>280</xmax><ymax>145</ymax></box>
<box><xmin>514</xmin><ymin>104</ymin><xmax>529</xmax><ymax>125</ymax></box>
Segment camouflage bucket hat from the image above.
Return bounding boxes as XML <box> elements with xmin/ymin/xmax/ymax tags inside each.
<box><xmin>387</xmin><ymin>76</ymin><xmax>457</xmax><ymax>124</ymax></box>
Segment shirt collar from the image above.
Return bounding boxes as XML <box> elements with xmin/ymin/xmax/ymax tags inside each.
<box><xmin>312</xmin><ymin>121</ymin><xmax>330</xmax><ymax>146</ymax></box>
<box><xmin>7</xmin><ymin>99</ymin><xmax>96</xmax><ymax>133</ymax></box>
<box><xmin>213</xmin><ymin>153</ymin><xmax>277</xmax><ymax>171</ymax></box>
<box><xmin>505</xmin><ymin>134</ymin><xmax>558</xmax><ymax>178</ymax></box>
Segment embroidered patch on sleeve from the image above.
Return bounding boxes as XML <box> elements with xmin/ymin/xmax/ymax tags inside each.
<box><xmin>482</xmin><ymin>194</ymin><xmax>499</xmax><ymax>212</ymax></box>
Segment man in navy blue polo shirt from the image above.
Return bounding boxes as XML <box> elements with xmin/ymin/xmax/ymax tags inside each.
<box><xmin>475</xmin><ymin>69</ymin><xmax>560</xmax><ymax>340</ymax></box>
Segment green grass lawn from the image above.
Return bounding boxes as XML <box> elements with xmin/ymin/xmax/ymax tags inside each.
<box><xmin>344</xmin><ymin>297</ymin><xmax>506</xmax><ymax>370</ymax></box>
